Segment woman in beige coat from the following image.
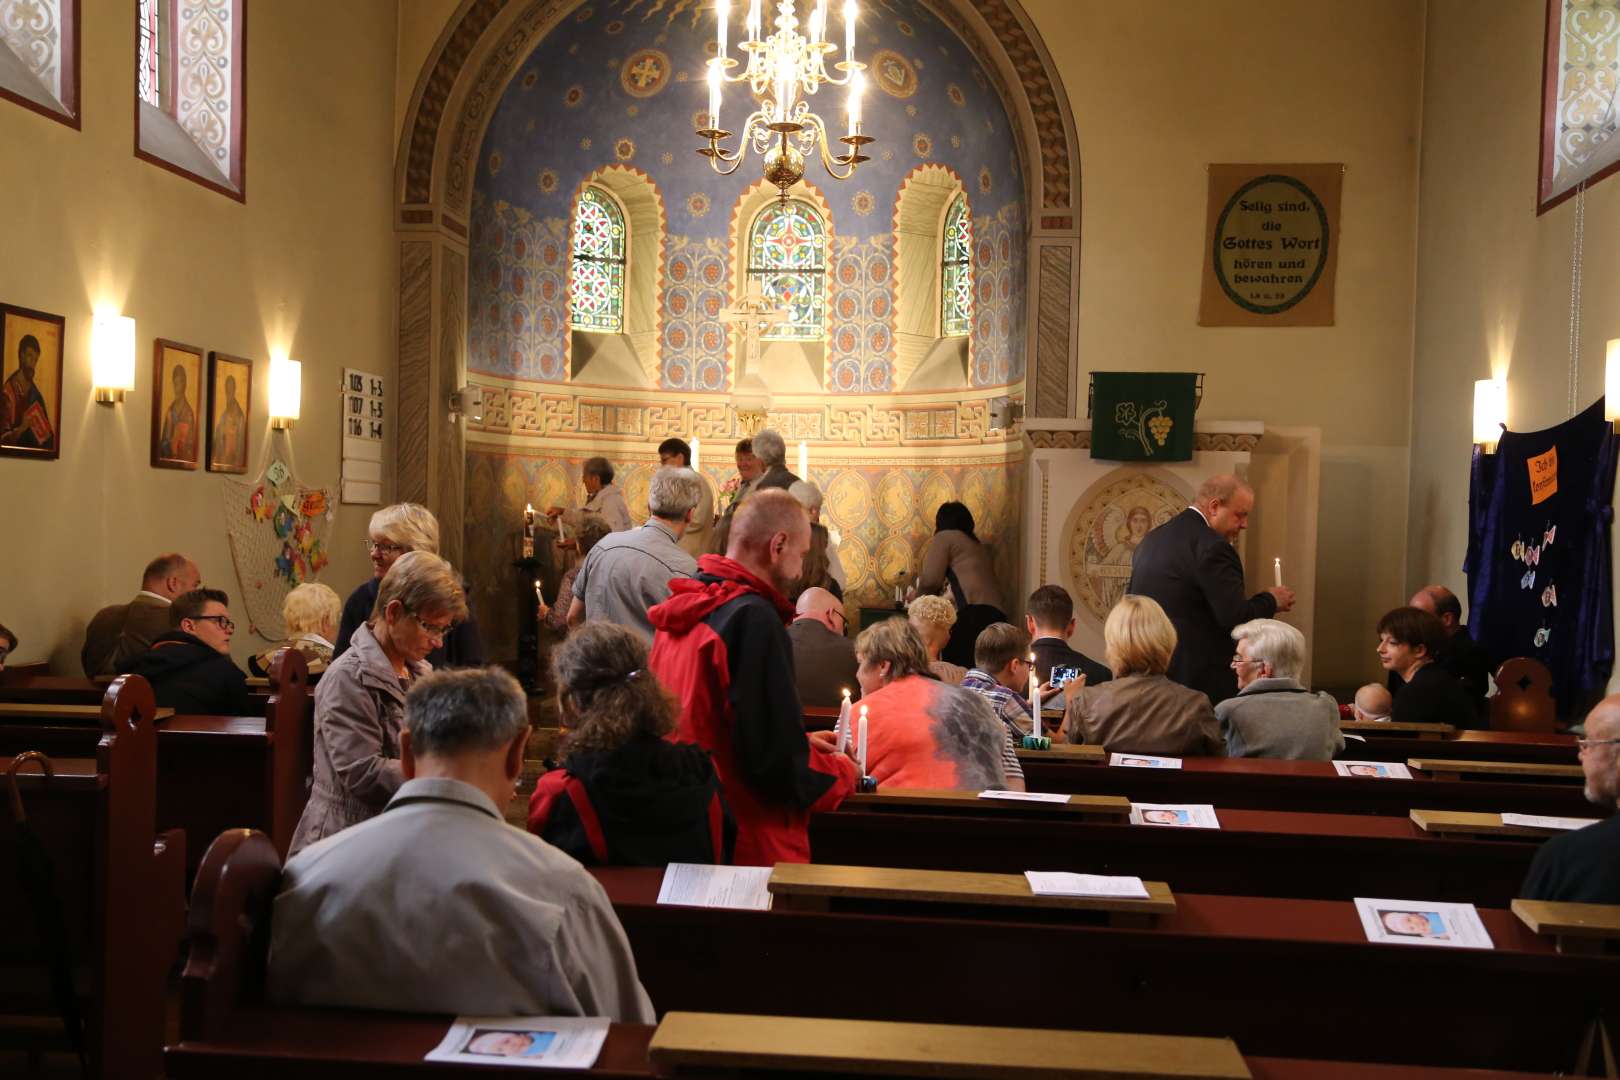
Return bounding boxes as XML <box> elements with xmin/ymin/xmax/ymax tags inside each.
<box><xmin>288</xmin><ymin>551</ymin><xmax>469</xmax><ymax>855</ymax></box>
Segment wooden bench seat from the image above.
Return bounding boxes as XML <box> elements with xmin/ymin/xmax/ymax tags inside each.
<box><xmin>0</xmin><ymin>650</ymin><xmax>311</xmax><ymax>866</ymax></box>
<box><xmin>1408</xmin><ymin>757</ymin><xmax>1585</xmax><ymax>782</ymax></box>
<box><xmin>1016</xmin><ymin>753</ymin><xmax>1598</xmax><ymax>818</ymax></box>
<box><xmin>1348</xmin><ymin>729</ymin><xmax>1577</xmax><ymax>766</ymax></box>
<box><xmin>813</xmin><ymin>800</ymin><xmax>1538</xmax><ymax>906</ymax></box>
<box><xmin>593</xmin><ymin>863</ymin><xmax>1618</xmax><ymax>1072</ymax></box>
<box><xmin>0</xmin><ymin>676</ymin><xmax>186</xmax><ymax>1078</ymax></box>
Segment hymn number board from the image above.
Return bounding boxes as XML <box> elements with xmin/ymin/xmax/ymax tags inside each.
<box><xmin>341</xmin><ymin>368</ymin><xmax>385</xmax><ymax>504</ymax></box>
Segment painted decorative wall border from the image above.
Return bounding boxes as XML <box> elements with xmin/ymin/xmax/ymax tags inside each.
<box><xmin>1025</xmin><ymin>429</ymin><xmax>1262</xmax><ymax>452</ymax></box>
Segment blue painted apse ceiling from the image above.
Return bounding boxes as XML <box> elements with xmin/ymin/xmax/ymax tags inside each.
<box><xmin>470</xmin><ymin>0</ymin><xmax>1027</xmax><ymax>394</ymax></box>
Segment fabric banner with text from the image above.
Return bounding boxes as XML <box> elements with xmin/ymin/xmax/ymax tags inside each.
<box><xmin>1465</xmin><ymin>397</ymin><xmax>1618</xmax><ymax>720</ymax></box>
<box><xmin>1198</xmin><ymin>163</ymin><xmax>1344</xmax><ymax>327</ymax></box>
<box><xmin>1089</xmin><ymin>372</ymin><xmax>1198</xmax><ymax>462</ymax></box>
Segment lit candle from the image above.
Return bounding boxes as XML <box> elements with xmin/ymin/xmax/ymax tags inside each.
<box><xmin>797</xmin><ymin>439</ymin><xmax>808</xmax><ymax>478</ymax></box>
<box><xmin>1273</xmin><ymin>557</ymin><xmax>1283</xmax><ymax>589</ymax></box>
<box><xmin>837</xmin><ymin>688</ymin><xmax>851</xmax><ymax>752</ymax></box>
<box><xmin>715</xmin><ymin>0</ymin><xmax>729</xmax><ymax>59</ymax></box>
<box><xmin>843</xmin><ymin>0</ymin><xmax>857</xmax><ymax>61</ymax></box>
<box><xmin>691</xmin><ymin>436</ymin><xmax>701</xmax><ymax>471</ymax></box>
<box><xmin>523</xmin><ymin>503</ymin><xmax>536</xmax><ymax>559</ymax></box>
<box><xmin>894</xmin><ymin>583</ymin><xmax>902</xmax><ymax>605</ymax></box>
<box><xmin>857</xmin><ymin>702</ymin><xmax>869</xmax><ymax>777</ymax></box>
<box><xmin>558</xmin><ymin>516</ymin><xmax>569</xmax><ymax>544</ymax></box>
<box><xmin>1028</xmin><ymin>652</ymin><xmax>1040</xmax><ymax>737</ymax></box>
<box><xmin>808</xmin><ymin>3</ymin><xmax>823</xmax><ymax>46</ymax></box>
<box><xmin>774</xmin><ymin>50</ymin><xmax>795</xmax><ymax>122</ymax></box>
<box><xmin>706</xmin><ymin>60</ymin><xmax>723</xmax><ymax>129</ymax></box>
<box><xmin>534</xmin><ymin>580</ymin><xmax>544</xmax><ymax>604</ymax></box>
<box><xmin>847</xmin><ymin>70</ymin><xmax>863</xmax><ymax>137</ymax></box>
<box><xmin>746</xmin><ymin>0</ymin><xmax>761</xmax><ymax>42</ymax></box>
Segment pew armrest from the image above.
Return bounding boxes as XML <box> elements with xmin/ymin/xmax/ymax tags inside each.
<box><xmin>1511</xmin><ymin>898</ymin><xmax>1620</xmax><ymax>954</ymax></box>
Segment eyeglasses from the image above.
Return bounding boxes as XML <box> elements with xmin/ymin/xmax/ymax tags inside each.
<box><xmin>413</xmin><ymin>614</ymin><xmax>452</xmax><ymax>640</ymax></box>
<box><xmin>1230</xmin><ymin>655</ymin><xmax>1264</xmax><ymax>668</ymax></box>
<box><xmin>364</xmin><ymin>539</ymin><xmax>408</xmax><ymax>556</ymax></box>
<box><xmin>829</xmin><ymin>608</ymin><xmax>847</xmax><ymax>628</ymax></box>
<box><xmin>193</xmin><ymin>615</ymin><xmax>236</xmax><ymax>632</ymax></box>
<box><xmin>1577</xmin><ymin>737</ymin><xmax>1620</xmax><ymax>751</ymax></box>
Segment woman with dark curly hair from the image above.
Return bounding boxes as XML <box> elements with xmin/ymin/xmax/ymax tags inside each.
<box><xmin>528</xmin><ymin>623</ymin><xmax>732</xmax><ymax>864</ymax></box>
<box><xmin>915</xmin><ymin>501</ymin><xmax>1006</xmax><ymax>668</ymax></box>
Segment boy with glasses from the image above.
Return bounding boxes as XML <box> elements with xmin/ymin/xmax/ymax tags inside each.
<box><xmin>123</xmin><ymin>588</ymin><xmax>255</xmax><ymax>716</ymax></box>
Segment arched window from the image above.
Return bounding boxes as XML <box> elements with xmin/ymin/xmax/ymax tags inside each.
<box><xmin>940</xmin><ymin>194</ymin><xmax>972</xmax><ymax>337</ymax></box>
<box><xmin>748</xmin><ymin>199</ymin><xmax>827</xmax><ymax>340</ymax></box>
<box><xmin>570</xmin><ymin>186</ymin><xmax>627</xmax><ymax>333</ymax></box>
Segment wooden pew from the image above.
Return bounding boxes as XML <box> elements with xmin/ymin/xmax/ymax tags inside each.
<box><xmin>166</xmin><ymin>829</ymin><xmax>1556</xmax><ymax>1080</ymax></box>
<box><xmin>812</xmin><ymin>792</ymin><xmax>1538</xmax><ymax>906</ymax></box>
<box><xmin>0</xmin><ymin>659</ymin><xmax>50</xmax><ymax>685</ymax></box>
<box><xmin>1346</xmin><ymin>728</ymin><xmax>1577</xmax><ymax>766</ymax></box>
<box><xmin>595</xmin><ymin>864</ymin><xmax>1619</xmax><ymax>1073</ymax></box>
<box><xmin>0</xmin><ymin>650</ymin><xmax>311</xmax><ymax>866</ymax></box>
<box><xmin>1407</xmin><ymin>757</ymin><xmax>1584</xmax><ymax>783</ymax></box>
<box><xmin>1015</xmin><ymin>752</ymin><xmax>1599</xmax><ymax>818</ymax></box>
<box><xmin>0</xmin><ymin>676</ymin><xmax>186</xmax><ymax>1079</ymax></box>
<box><xmin>1409</xmin><ymin>808</ymin><xmax>1600</xmax><ymax>839</ymax></box>
<box><xmin>1512</xmin><ymin>899</ymin><xmax>1620</xmax><ymax>955</ymax></box>
<box><xmin>1339</xmin><ymin>720</ymin><xmax>1455</xmax><ymax>737</ymax></box>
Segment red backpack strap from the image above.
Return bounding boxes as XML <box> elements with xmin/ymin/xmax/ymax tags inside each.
<box><xmin>563</xmin><ymin>777</ymin><xmax>610</xmax><ymax>864</ymax></box>
<box><xmin>707</xmin><ymin>789</ymin><xmax>726</xmax><ymax>864</ymax></box>
<box><xmin>527</xmin><ymin>768</ymin><xmax>569</xmax><ymax>835</ymax></box>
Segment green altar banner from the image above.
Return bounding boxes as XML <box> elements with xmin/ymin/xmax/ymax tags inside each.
<box><xmin>1090</xmin><ymin>372</ymin><xmax>1198</xmax><ymax>462</ymax></box>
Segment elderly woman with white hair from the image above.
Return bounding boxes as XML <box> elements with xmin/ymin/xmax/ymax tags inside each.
<box><xmin>1217</xmin><ymin>618</ymin><xmax>1344</xmax><ymax>760</ymax></box>
<box><xmin>786</xmin><ymin>480</ymin><xmax>844</xmax><ymax>602</ymax></box>
<box><xmin>334</xmin><ymin>502</ymin><xmax>485</xmax><ymax>669</ymax></box>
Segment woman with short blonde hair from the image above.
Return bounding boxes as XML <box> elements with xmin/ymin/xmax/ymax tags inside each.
<box><xmin>1065</xmin><ymin>595</ymin><xmax>1222</xmax><ymax>757</ymax></box>
<box><xmin>334</xmin><ymin>502</ymin><xmax>484</xmax><ymax>668</ymax></box>
<box><xmin>290</xmin><ymin>551</ymin><xmax>470</xmax><ymax>855</ymax></box>
<box><xmin>252</xmin><ymin>581</ymin><xmax>344</xmax><ymax>677</ymax></box>
<box><xmin>1103</xmin><ymin>594</ymin><xmax>1178</xmax><ymax>677</ymax></box>
<box><xmin>907</xmin><ymin>594</ymin><xmax>964</xmax><ymax>685</ymax></box>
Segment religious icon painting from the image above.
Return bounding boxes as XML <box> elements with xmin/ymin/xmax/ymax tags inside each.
<box><xmin>206</xmin><ymin>351</ymin><xmax>253</xmax><ymax>474</ymax></box>
<box><xmin>150</xmin><ymin>339</ymin><xmax>204</xmax><ymax>470</ymax></box>
<box><xmin>0</xmin><ymin>303</ymin><xmax>65</xmax><ymax>460</ymax></box>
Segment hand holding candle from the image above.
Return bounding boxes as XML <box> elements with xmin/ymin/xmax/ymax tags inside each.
<box><xmin>836</xmin><ymin>688</ymin><xmax>851</xmax><ymax>753</ymax></box>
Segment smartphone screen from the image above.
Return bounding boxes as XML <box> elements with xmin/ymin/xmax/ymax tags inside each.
<box><xmin>1051</xmin><ymin>665</ymin><xmax>1079</xmax><ymax>688</ymax></box>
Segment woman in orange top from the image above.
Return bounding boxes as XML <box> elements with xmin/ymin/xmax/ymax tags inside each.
<box><xmin>852</xmin><ymin>619</ymin><xmax>1022</xmax><ymax>792</ymax></box>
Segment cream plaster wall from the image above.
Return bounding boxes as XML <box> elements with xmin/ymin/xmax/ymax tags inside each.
<box><xmin>1022</xmin><ymin>0</ymin><xmax>1425</xmax><ymax>686</ymax></box>
<box><xmin>0</xmin><ymin>0</ymin><xmax>399</xmax><ymax>672</ymax></box>
<box><xmin>1410</xmin><ymin>0</ymin><xmax>1620</xmax><ymax>693</ymax></box>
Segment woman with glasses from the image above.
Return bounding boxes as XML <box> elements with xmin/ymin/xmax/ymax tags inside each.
<box><xmin>1216</xmin><ymin>618</ymin><xmax>1343</xmax><ymax>760</ymax></box>
<box><xmin>1064</xmin><ymin>595</ymin><xmax>1223</xmax><ymax>756</ymax></box>
<box><xmin>333</xmin><ymin>503</ymin><xmax>486</xmax><ymax>669</ymax></box>
<box><xmin>290</xmin><ymin>550</ymin><xmax>470</xmax><ymax>855</ymax></box>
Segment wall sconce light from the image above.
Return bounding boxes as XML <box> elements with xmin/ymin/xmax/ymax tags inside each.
<box><xmin>1473</xmin><ymin>377</ymin><xmax>1506</xmax><ymax>454</ymax></box>
<box><xmin>91</xmin><ymin>312</ymin><xmax>136</xmax><ymax>405</ymax></box>
<box><xmin>448</xmin><ymin>384</ymin><xmax>483</xmax><ymax>424</ymax></box>
<box><xmin>269</xmin><ymin>355</ymin><xmax>302</xmax><ymax>430</ymax></box>
<box><xmin>1606</xmin><ymin>339</ymin><xmax>1620</xmax><ymax>434</ymax></box>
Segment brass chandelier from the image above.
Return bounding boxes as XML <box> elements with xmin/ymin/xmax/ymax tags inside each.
<box><xmin>697</xmin><ymin>0</ymin><xmax>873</xmax><ymax>199</ymax></box>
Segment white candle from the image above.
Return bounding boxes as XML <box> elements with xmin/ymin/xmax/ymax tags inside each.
<box><xmin>715</xmin><ymin>0</ymin><xmax>729</xmax><ymax>59</ymax></box>
<box><xmin>1273</xmin><ymin>557</ymin><xmax>1283</xmax><ymax>588</ymax></box>
<box><xmin>691</xmin><ymin>436</ymin><xmax>701</xmax><ymax>471</ymax></box>
<box><xmin>847</xmin><ymin>70</ymin><xmax>863</xmax><ymax>138</ymax></box>
<box><xmin>843</xmin><ymin>0</ymin><xmax>857</xmax><ymax>61</ymax></box>
<box><xmin>1028</xmin><ymin>652</ymin><xmax>1040</xmax><ymax>737</ymax></box>
<box><xmin>706</xmin><ymin>60</ymin><xmax>723</xmax><ymax>129</ymax></box>
<box><xmin>893</xmin><ymin>584</ymin><xmax>902</xmax><ymax>604</ymax></box>
<box><xmin>534</xmin><ymin>580</ymin><xmax>544</xmax><ymax>604</ymax></box>
<box><xmin>558</xmin><ymin>517</ymin><xmax>569</xmax><ymax>543</ymax></box>
<box><xmin>837</xmin><ymin>688</ymin><xmax>851</xmax><ymax>752</ymax></box>
<box><xmin>746</xmin><ymin>0</ymin><xmax>761</xmax><ymax>42</ymax></box>
<box><xmin>797</xmin><ymin>440</ymin><xmax>808</xmax><ymax>478</ymax></box>
<box><xmin>857</xmin><ymin>702</ymin><xmax>869</xmax><ymax>777</ymax></box>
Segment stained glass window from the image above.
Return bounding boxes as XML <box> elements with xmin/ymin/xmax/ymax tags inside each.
<box><xmin>138</xmin><ymin>0</ymin><xmax>162</xmax><ymax>108</ymax></box>
<box><xmin>571</xmin><ymin>186</ymin><xmax>626</xmax><ymax>333</ymax></box>
<box><xmin>941</xmin><ymin>194</ymin><xmax>972</xmax><ymax>337</ymax></box>
<box><xmin>748</xmin><ymin>200</ymin><xmax>826</xmax><ymax>341</ymax></box>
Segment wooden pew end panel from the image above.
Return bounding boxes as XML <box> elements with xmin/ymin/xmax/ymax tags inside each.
<box><xmin>179</xmin><ymin>829</ymin><xmax>283</xmax><ymax>1042</ymax></box>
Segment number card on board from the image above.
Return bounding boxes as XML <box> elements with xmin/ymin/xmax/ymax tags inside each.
<box><xmin>341</xmin><ymin>368</ymin><xmax>385</xmax><ymax>504</ymax></box>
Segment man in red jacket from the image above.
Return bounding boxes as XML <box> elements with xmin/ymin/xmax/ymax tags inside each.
<box><xmin>649</xmin><ymin>489</ymin><xmax>857</xmax><ymax>865</ymax></box>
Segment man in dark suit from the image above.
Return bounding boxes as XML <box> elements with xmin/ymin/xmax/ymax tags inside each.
<box><xmin>1126</xmin><ymin>475</ymin><xmax>1294</xmax><ymax>705</ymax></box>
<box><xmin>1521</xmin><ymin>693</ymin><xmax>1620</xmax><ymax>904</ymax></box>
<box><xmin>786</xmin><ymin>587</ymin><xmax>859</xmax><ymax>708</ymax></box>
<box><xmin>81</xmin><ymin>552</ymin><xmax>201</xmax><ymax>676</ymax></box>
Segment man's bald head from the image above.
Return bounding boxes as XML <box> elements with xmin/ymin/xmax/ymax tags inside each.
<box><xmin>1195</xmin><ymin>474</ymin><xmax>1254</xmax><ymax>542</ymax></box>
<box><xmin>1408</xmin><ymin>585</ymin><xmax>1463</xmax><ymax>631</ymax></box>
<box><xmin>1581</xmin><ymin>693</ymin><xmax>1620</xmax><ymax>806</ymax></box>
<box><xmin>727</xmin><ymin>488</ymin><xmax>811</xmax><ymax>595</ymax></box>
<box><xmin>1353</xmin><ymin>682</ymin><xmax>1392</xmax><ymax>722</ymax></box>
<box><xmin>794</xmin><ymin>586</ymin><xmax>845</xmax><ymax>634</ymax></box>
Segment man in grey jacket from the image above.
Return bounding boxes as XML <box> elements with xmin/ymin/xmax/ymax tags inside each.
<box><xmin>269</xmin><ymin>665</ymin><xmax>654</xmax><ymax>1022</ymax></box>
<box><xmin>1217</xmin><ymin>618</ymin><xmax>1343</xmax><ymax>761</ymax></box>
